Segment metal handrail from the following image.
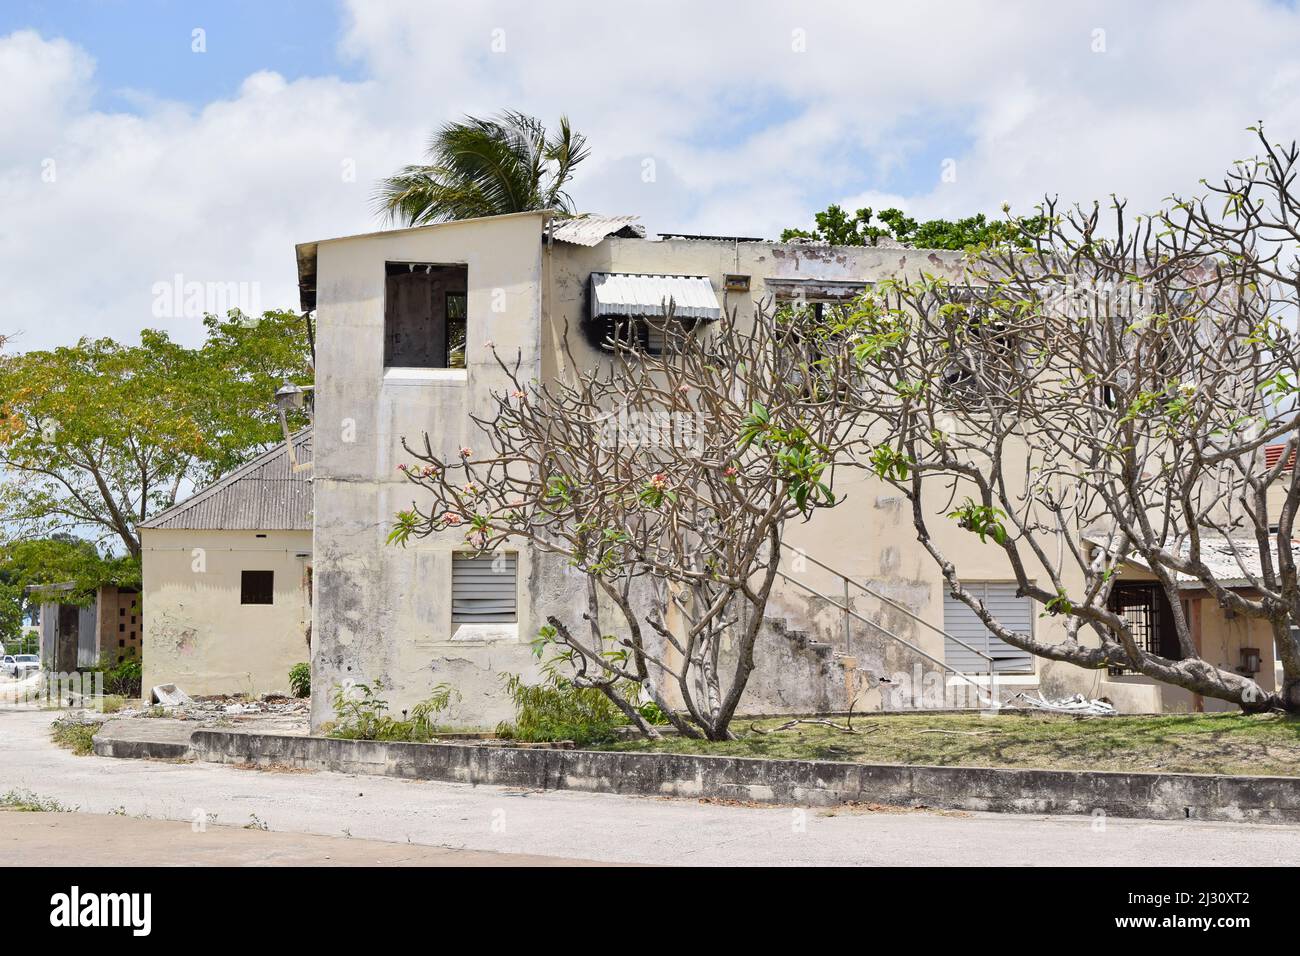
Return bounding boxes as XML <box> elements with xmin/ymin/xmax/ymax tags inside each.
<box><xmin>772</xmin><ymin>567</ymin><xmax>995</xmax><ymax>705</ymax></box>
<box><xmin>777</xmin><ymin>541</ymin><xmax>996</xmax><ymax>663</ymax></box>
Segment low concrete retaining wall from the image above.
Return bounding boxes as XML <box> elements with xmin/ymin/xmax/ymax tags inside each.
<box><xmin>93</xmin><ymin>735</ymin><xmax>192</xmax><ymax>760</ymax></box>
<box><xmin>189</xmin><ymin>729</ymin><xmax>1300</xmax><ymax>824</ymax></box>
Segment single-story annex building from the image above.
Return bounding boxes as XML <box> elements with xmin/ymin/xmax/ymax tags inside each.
<box><xmin>139</xmin><ymin>431</ymin><xmax>313</xmax><ymax>698</ymax></box>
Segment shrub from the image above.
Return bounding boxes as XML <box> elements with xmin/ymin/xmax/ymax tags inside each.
<box><xmin>327</xmin><ymin>679</ymin><xmax>459</xmax><ymax>742</ymax></box>
<box><xmin>101</xmin><ymin>660</ymin><xmax>142</xmax><ymax>698</ymax></box>
<box><xmin>495</xmin><ymin>672</ymin><xmax>631</xmax><ymax>746</ymax></box>
<box><xmin>0</xmin><ymin>789</ymin><xmax>72</xmax><ymax>812</ymax></box>
<box><xmin>288</xmin><ymin>662</ymin><xmax>311</xmax><ymax>698</ymax></box>
<box><xmin>50</xmin><ymin>717</ymin><xmax>99</xmax><ymax>756</ymax></box>
<box><xmin>638</xmin><ymin>699</ymin><xmax>669</xmax><ymax>726</ymax></box>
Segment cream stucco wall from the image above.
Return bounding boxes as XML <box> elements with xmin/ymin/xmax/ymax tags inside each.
<box><xmin>546</xmin><ymin>237</ymin><xmax>1098</xmax><ymax>704</ymax></box>
<box><xmin>141</xmin><ymin>528</ymin><xmax>312</xmax><ymax>697</ymax></box>
<box><xmin>306</xmin><ymin>217</ymin><xmax>1276</xmax><ymax>723</ymax></box>
<box><xmin>310</xmin><ymin>212</ymin><xmax>558</xmax><ymax>730</ymax></box>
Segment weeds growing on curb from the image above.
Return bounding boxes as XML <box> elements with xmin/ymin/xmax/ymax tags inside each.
<box><xmin>50</xmin><ymin>717</ymin><xmax>100</xmax><ymax>756</ymax></box>
<box><xmin>1</xmin><ymin>789</ymin><xmax>73</xmax><ymax>812</ymax></box>
<box><xmin>326</xmin><ymin>679</ymin><xmax>459</xmax><ymax>742</ymax></box>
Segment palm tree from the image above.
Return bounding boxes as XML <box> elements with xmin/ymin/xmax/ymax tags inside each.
<box><xmin>375</xmin><ymin>111</ymin><xmax>589</xmax><ymax>225</ymax></box>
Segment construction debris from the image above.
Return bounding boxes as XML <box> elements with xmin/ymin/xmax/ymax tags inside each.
<box><xmin>1007</xmin><ymin>692</ymin><xmax>1117</xmax><ymax>717</ymax></box>
<box><xmin>149</xmin><ymin>684</ymin><xmax>192</xmax><ymax>707</ymax></box>
<box><xmin>121</xmin><ymin>692</ymin><xmax>309</xmax><ymax>722</ymax></box>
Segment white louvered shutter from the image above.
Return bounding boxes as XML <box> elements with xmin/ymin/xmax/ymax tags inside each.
<box><xmin>943</xmin><ymin>582</ymin><xmax>1034</xmax><ymax>673</ymax></box>
<box><xmin>452</xmin><ymin>553</ymin><xmax>518</xmax><ymax>623</ymax></box>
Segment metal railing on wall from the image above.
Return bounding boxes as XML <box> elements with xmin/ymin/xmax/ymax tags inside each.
<box><xmin>773</xmin><ymin>542</ymin><xmax>998</xmax><ymax>705</ymax></box>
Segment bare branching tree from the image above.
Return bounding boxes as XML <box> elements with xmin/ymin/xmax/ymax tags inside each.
<box><xmin>850</xmin><ymin>128</ymin><xmax>1300</xmax><ymax>712</ymax></box>
<box><xmin>391</xmin><ymin>305</ymin><xmax>862</xmax><ymax>739</ymax></box>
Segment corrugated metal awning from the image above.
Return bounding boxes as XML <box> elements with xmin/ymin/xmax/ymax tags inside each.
<box><xmin>590</xmin><ymin>273</ymin><xmax>721</xmax><ymax>321</ymax></box>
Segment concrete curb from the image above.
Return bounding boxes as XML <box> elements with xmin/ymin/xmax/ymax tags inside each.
<box><xmin>92</xmin><ymin>735</ymin><xmax>192</xmax><ymax>760</ymax></box>
<box><xmin>187</xmin><ymin>729</ymin><xmax>1300</xmax><ymax>824</ymax></box>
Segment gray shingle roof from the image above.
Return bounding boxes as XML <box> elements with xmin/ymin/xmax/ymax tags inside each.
<box><xmin>140</xmin><ymin>430</ymin><xmax>312</xmax><ymax>531</ymax></box>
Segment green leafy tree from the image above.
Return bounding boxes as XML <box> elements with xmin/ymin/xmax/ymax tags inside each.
<box><xmin>781</xmin><ymin>204</ymin><xmax>890</xmax><ymax>245</ymax></box>
<box><xmin>375</xmin><ymin>111</ymin><xmax>589</xmax><ymax>225</ymax></box>
<box><xmin>0</xmin><ymin>310</ymin><xmax>311</xmax><ymax>558</ymax></box>
<box><xmin>0</xmin><ymin>536</ymin><xmax>138</xmax><ymax>600</ymax></box>
<box><xmin>0</xmin><ymin>581</ymin><xmax>22</xmax><ymax>646</ymax></box>
<box><xmin>782</xmin><ymin>203</ymin><xmax>1045</xmax><ymax>251</ymax></box>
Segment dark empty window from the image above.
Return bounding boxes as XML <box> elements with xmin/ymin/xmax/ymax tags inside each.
<box><xmin>384</xmin><ymin>262</ymin><xmax>468</xmax><ymax>368</ymax></box>
<box><xmin>589</xmin><ymin>316</ymin><xmax>698</xmax><ymax>356</ymax></box>
<box><xmin>241</xmin><ymin>570</ymin><xmax>274</xmax><ymax>605</ymax></box>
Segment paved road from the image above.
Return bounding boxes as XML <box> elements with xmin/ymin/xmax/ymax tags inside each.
<box><xmin>4</xmin><ymin>709</ymin><xmax>1299</xmax><ymax>866</ymax></box>
<box><xmin>0</xmin><ymin>810</ymin><xmax>596</xmax><ymax>865</ymax></box>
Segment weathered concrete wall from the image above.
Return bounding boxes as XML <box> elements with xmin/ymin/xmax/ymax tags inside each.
<box><xmin>141</xmin><ymin>528</ymin><xmax>312</xmax><ymax>697</ymax></box>
<box><xmin>730</xmin><ymin>617</ymin><xmax>850</xmax><ymax>714</ymax></box>
<box><xmin>546</xmin><ymin>238</ymin><xmax>1087</xmax><ymax>707</ymax></box>
<box><xmin>311</xmin><ymin>212</ymin><xmax>557</xmax><ymax>730</ymax></box>
<box><xmin>306</xmin><ymin>214</ymin><xmax>1269</xmax><ymax>726</ymax></box>
<box><xmin>190</xmin><ymin>729</ymin><xmax>1300</xmax><ymax>824</ymax></box>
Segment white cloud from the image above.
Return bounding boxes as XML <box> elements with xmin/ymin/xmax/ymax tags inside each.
<box><xmin>5</xmin><ymin>1</ymin><xmax>1300</xmax><ymax>348</ymax></box>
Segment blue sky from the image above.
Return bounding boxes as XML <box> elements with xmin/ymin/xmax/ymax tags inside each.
<box><xmin>0</xmin><ymin>0</ymin><xmax>357</xmax><ymax>109</ymax></box>
<box><xmin>0</xmin><ymin>1</ymin><xmax>941</xmax><ymax>206</ymax></box>
<box><xmin>4</xmin><ymin>1</ymin><xmax>1300</xmax><ymax>348</ymax></box>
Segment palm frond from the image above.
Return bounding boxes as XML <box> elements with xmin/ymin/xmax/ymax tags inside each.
<box><xmin>376</xmin><ymin>111</ymin><xmax>591</xmax><ymax>225</ymax></box>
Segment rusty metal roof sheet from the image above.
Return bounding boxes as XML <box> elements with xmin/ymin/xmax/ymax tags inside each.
<box><xmin>551</xmin><ymin>214</ymin><xmax>644</xmax><ymax>246</ymax></box>
<box><xmin>140</xmin><ymin>431</ymin><xmax>312</xmax><ymax>531</ymax></box>
<box><xmin>1265</xmin><ymin>443</ymin><xmax>1296</xmax><ymax>470</ymax></box>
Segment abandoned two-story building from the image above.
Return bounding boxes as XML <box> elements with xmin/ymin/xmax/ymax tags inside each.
<box><xmin>289</xmin><ymin>210</ymin><xmax>1278</xmax><ymax>729</ymax></box>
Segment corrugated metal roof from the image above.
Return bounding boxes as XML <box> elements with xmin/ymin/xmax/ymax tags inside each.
<box><xmin>551</xmin><ymin>214</ymin><xmax>644</xmax><ymax>246</ymax></box>
<box><xmin>590</xmin><ymin>272</ymin><xmax>721</xmax><ymax>320</ymax></box>
<box><xmin>140</xmin><ymin>430</ymin><xmax>312</xmax><ymax>531</ymax></box>
<box><xmin>658</xmin><ymin>232</ymin><xmax>765</xmax><ymax>242</ymax></box>
<box><xmin>1083</xmin><ymin>529</ymin><xmax>1289</xmax><ymax>590</ymax></box>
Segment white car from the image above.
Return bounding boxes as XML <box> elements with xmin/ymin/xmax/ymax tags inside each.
<box><xmin>2</xmin><ymin>654</ymin><xmax>39</xmax><ymax>677</ymax></box>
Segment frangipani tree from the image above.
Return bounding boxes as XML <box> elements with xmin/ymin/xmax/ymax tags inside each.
<box><xmin>391</xmin><ymin>305</ymin><xmax>862</xmax><ymax>739</ymax></box>
<box><xmin>848</xmin><ymin>128</ymin><xmax>1300</xmax><ymax>712</ymax></box>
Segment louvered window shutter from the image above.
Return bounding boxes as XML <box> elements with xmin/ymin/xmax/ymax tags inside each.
<box><xmin>943</xmin><ymin>582</ymin><xmax>1034</xmax><ymax>673</ymax></box>
<box><xmin>452</xmin><ymin>553</ymin><xmax>517</xmax><ymax>623</ymax></box>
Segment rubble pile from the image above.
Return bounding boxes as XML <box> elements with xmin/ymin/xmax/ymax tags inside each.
<box><xmin>117</xmin><ymin>687</ymin><xmax>310</xmax><ymax>724</ymax></box>
<box><xmin>1005</xmin><ymin>692</ymin><xmax>1117</xmax><ymax>717</ymax></box>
